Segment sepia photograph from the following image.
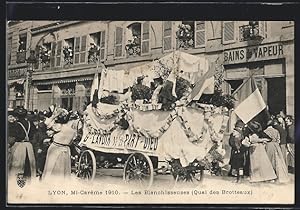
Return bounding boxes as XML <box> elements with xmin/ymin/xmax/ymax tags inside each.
<box><xmin>6</xmin><ymin>20</ymin><xmax>295</xmax><ymax>204</ymax></box>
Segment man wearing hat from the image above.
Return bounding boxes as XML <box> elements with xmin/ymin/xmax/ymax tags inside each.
<box><xmin>32</xmin><ymin>112</ymin><xmax>49</xmax><ymax>177</ymax></box>
<box><xmin>228</xmin><ymin>120</ymin><xmax>250</xmax><ymax>182</ymax></box>
<box><xmin>8</xmin><ymin>106</ymin><xmax>37</xmax><ymax>180</ymax></box>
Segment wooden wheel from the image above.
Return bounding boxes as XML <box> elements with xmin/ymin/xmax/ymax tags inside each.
<box><xmin>76</xmin><ymin>150</ymin><xmax>96</xmax><ymax>181</ymax></box>
<box><xmin>123</xmin><ymin>152</ymin><xmax>154</xmax><ymax>189</ymax></box>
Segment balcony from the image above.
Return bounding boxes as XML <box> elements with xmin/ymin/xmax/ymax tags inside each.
<box><xmin>16</xmin><ymin>51</ymin><xmax>26</xmax><ymax>64</ymax></box>
<box><xmin>239</xmin><ymin>22</ymin><xmax>263</xmax><ymax>42</ymax></box>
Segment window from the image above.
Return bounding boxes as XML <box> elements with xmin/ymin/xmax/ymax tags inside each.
<box><xmin>176</xmin><ymin>21</ymin><xmax>206</xmax><ymax>49</ymax></box>
<box><xmin>74</xmin><ymin>35</ymin><xmax>87</xmax><ymax>64</ymax></box>
<box><xmin>124</xmin><ymin>22</ymin><xmax>150</xmax><ymax>57</ymax></box>
<box><xmin>163</xmin><ymin>21</ymin><xmax>173</xmax><ymax>52</ymax></box>
<box><xmin>222</xmin><ymin>21</ymin><xmax>236</xmax><ymax>44</ymax></box>
<box><xmin>37</xmin><ymin>43</ymin><xmax>51</xmax><ymax>69</ymax></box>
<box><xmin>114</xmin><ymin>27</ymin><xmax>124</xmax><ymax>58</ymax></box>
<box><xmin>16</xmin><ymin>34</ymin><xmax>27</xmax><ymax>64</ymax></box>
<box><xmin>59</xmin><ymin>83</ymin><xmax>75</xmax><ymax>111</ymax></box>
<box><xmin>62</xmin><ymin>38</ymin><xmax>74</xmax><ymax>66</ymax></box>
<box><xmin>239</xmin><ymin>21</ymin><xmax>267</xmax><ymax>42</ymax></box>
<box><xmin>88</xmin><ymin>31</ymin><xmax>106</xmax><ymax>63</ymax></box>
<box><xmin>7</xmin><ymin>37</ymin><xmax>12</xmax><ymax>65</ymax></box>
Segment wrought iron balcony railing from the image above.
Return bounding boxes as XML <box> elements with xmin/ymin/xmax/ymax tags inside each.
<box><xmin>16</xmin><ymin>51</ymin><xmax>26</xmax><ymax>64</ymax></box>
<box><xmin>239</xmin><ymin>24</ymin><xmax>262</xmax><ymax>42</ymax></box>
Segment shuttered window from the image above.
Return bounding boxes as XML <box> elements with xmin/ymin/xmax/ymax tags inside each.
<box><xmin>7</xmin><ymin>37</ymin><xmax>12</xmax><ymax>65</ymax></box>
<box><xmin>258</xmin><ymin>21</ymin><xmax>267</xmax><ymax>38</ymax></box>
<box><xmin>80</xmin><ymin>35</ymin><xmax>87</xmax><ymax>63</ymax></box>
<box><xmin>194</xmin><ymin>21</ymin><xmax>206</xmax><ymax>48</ymax></box>
<box><xmin>141</xmin><ymin>21</ymin><xmax>150</xmax><ymax>55</ymax></box>
<box><xmin>99</xmin><ymin>31</ymin><xmax>106</xmax><ymax>61</ymax></box>
<box><xmin>74</xmin><ymin>36</ymin><xmax>87</xmax><ymax>64</ymax></box>
<box><xmin>163</xmin><ymin>21</ymin><xmax>173</xmax><ymax>52</ymax></box>
<box><xmin>50</xmin><ymin>42</ymin><xmax>56</xmax><ymax>68</ymax></box>
<box><xmin>223</xmin><ymin>21</ymin><xmax>236</xmax><ymax>44</ymax></box>
<box><xmin>114</xmin><ymin>27</ymin><xmax>124</xmax><ymax>58</ymax></box>
<box><xmin>55</xmin><ymin>40</ymin><xmax>62</xmax><ymax>67</ymax></box>
<box><xmin>74</xmin><ymin>37</ymin><xmax>81</xmax><ymax>64</ymax></box>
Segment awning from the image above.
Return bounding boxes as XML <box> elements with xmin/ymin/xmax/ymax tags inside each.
<box><xmin>8</xmin><ymin>78</ymin><xmax>25</xmax><ymax>85</ymax></box>
<box><xmin>34</xmin><ymin>75</ymin><xmax>93</xmax><ymax>86</ymax></box>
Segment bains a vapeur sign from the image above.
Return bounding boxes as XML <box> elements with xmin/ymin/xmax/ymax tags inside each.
<box><xmin>223</xmin><ymin>43</ymin><xmax>284</xmax><ymax>65</ymax></box>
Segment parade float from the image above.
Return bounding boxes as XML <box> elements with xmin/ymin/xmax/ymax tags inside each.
<box><xmin>76</xmin><ymin>51</ymin><xmax>234</xmax><ymax>188</ymax></box>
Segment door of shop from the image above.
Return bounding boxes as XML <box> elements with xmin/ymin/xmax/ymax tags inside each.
<box><xmin>266</xmin><ymin>77</ymin><xmax>286</xmax><ymax>115</ymax></box>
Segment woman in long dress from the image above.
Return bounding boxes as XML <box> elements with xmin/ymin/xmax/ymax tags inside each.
<box><xmin>263</xmin><ymin>120</ymin><xmax>289</xmax><ymax>183</ymax></box>
<box><xmin>9</xmin><ymin>107</ymin><xmax>36</xmax><ymax>180</ymax></box>
<box><xmin>243</xmin><ymin>121</ymin><xmax>277</xmax><ymax>183</ymax></box>
<box><xmin>42</xmin><ymin>108</ymin><xmax>80</xmax><ymax>181</ymax></box>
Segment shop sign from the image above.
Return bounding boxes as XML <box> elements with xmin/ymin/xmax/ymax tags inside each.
<box><xmin>223</xmin><ymin>43</ymin><xmax>284</xmax><ymax>65</ymax></box>
<box><xmin>8</xmin><ymin>68</ymin><xmax>27</xmax><ymax>79</ymax></box>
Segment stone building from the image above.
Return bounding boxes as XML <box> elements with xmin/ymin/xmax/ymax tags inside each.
<box><xmin>7</xmin><ymin>21</ymin><xmax>294</xmax><ymax>124</ymax></box>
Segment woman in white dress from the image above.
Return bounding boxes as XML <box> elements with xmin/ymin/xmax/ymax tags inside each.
<box><xmin>42</xmin><ymin>108</ymin><xmax>80</xmax><ymax>181</ymax></box>
<box><xmin>243</xmin><ymin>121</ymin><xmax>277</xmax><ymax>183</ymax></box>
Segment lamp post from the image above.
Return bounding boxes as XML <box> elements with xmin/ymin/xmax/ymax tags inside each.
<box><xmin>24</xmin><ymin>50</ymin><xmax>37</xmax><ymax>109</ymax></box>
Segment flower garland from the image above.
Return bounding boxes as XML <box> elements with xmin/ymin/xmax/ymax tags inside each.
<box><xmin>130</xmin><ymin>109</ymin><xmax>178</xmax><ymax>138</ymax></box>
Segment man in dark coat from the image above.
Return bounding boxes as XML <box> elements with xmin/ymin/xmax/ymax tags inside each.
<box><xmin>228</xmin><ymin>120</ymin><xmax>250</xmax><ymax>182</ymax></box>
<box><xmin>32</xmin><ymin>112</ymin><xmax>49</xmax><ymax>176</ymax></box>
<box><xmin>9</xmin><ymin>107</ymin><xmax>37</xmax><ymax>179</ymax></box>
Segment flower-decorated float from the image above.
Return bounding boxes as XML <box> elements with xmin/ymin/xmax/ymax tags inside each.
<box><xmin>76</xmin><ymin>51</ymin><xmax>234</xmax><ymax>188</ymax></box>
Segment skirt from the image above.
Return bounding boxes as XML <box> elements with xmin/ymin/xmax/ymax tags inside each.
<box><xmin>249</xmin><ymin>143</ymin><xmax>277</xmax><ymax>183</ymax></box>
<box><xmin>265</xmin><ymin>142</ymin><xmax>289</xmax><ymax>183</ymax></box>
<box><xmin>42</xmin><ymin>142</ymin><xmax>71</xmax><ymax>181</ymax></box>
<box><xmin>9</xmin><ymin>142</ymin><xmax>36</xmax><ymax>179</ymax></box>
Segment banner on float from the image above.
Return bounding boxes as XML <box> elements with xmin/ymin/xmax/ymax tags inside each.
<box><xmin>80</xmin><ymin>128</ymin><xmax>159</xmax><ymax>155</ymax></box>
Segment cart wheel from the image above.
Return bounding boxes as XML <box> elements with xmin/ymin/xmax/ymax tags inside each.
<box><xmin>123</xmin><ymin>153</ymin><xmax>154</xmax><ymax>189</ymax></box>
<box><xmin>76</xmin><ymin>150</ymin><xmax>96</xmax><ymax>181</ymax></box>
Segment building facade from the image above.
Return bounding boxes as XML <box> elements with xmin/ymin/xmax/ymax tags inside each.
<box><xmin>7</xmin><ymin>21</ymin><xmax>294</xmax><ymax>121</ymax></box>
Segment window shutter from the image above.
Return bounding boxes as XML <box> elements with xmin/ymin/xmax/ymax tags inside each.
<box><xmin>50</xmin><ymin>42</ymin><xmax>56</xmax><ymax>67</ymax></box>
<box><xmin>194</xmin><ymin>21</ymin><xmax>206</xmax><ymax>48</ymax></box>
<box><xmin>114</xmin><ymin>27</ymin><xmax>124</xmax><ymax>58</ymax></box>
<box><xmin>163</xmin><ymin>21</ymin><xmax>172</xmax><ymax>52</ymax></box>
<box><xmin>100</xmin><ymin>31</ymin><xmax>106</xmax><ymax>61</ymax></box>
<box><xmin>223</xmin><ymin>21</ymin><xmax>235</xmax><ymax>44</ymax></box>
<box><xmin>56</xmin><ymin>41</ymin><xmax>62</xmax><ymax>67</ymax></box>
<box><xmin>258</xmin><ymin>21</ymin><xmax>267</xmax><ymax>38</ymax></box>
<box><xmin>80</xmin><ymin>35</ymin><xmax>87</xmax><ymax>63</ymax></box>
<box><xmin>74</xmin><ymin>37</ymin><xmax>80</xmax><ymax>64</ymax></box>
<box><xmin>141</xmin><ymin>21</ymin><xmax>150</xmax><ymax>55</ymax></box>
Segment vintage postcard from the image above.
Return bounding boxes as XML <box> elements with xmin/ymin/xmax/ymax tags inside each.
<box><xmin>6</xmin><ymin>20</ymin><xmax>295</xmax><ymax>204</ymax></box>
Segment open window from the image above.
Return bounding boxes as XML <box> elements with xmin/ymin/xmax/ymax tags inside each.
<box><xmin>38</xmin><ymin>42</ymin><xmax>51</xmax><ymax>69</ymax></box>
<box><xmin>88</xmin><ymin>31</ymin><xmax>106</xmax><ymax>63</ymax></box>
<box><xmin>125</xmin><ymin>23</ymin><xmax>141</xmax><ymax>56</ymax></box>
<box><xmin>63</xmin><ymin>38</ymin><xmax>75</xmax><ymax>66</ymax></box>
<box><xmin>239</xmin><ymin>21</ymin><xmax>267</xmax><ymax>42</ymax></box>
<box><xmin>176</xmin><ymin>21</ymin><xmax>206</xmax><ymax>49</ymax></box>
<box><xmin>124</xmin><ymin>21</ymin><xmax>150</xmax><ymax>57</ymax></box>
<box><xmin>16</xmin><ymin>33</ymin><xmax>27</xmax><ymax>64</ymax></box>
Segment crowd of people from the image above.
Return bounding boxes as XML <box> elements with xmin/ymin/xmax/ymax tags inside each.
<box><xmin>7</xmin><ymin>106</ymin><xmax>83</xmax><ymax>182</ymax></box>
<box><xmin>7</xmin><ymin>104</ymin><xmax>295</xmax><ymax>185</ymax></box>
<box><xmin>228</xmin><ymin>113</ymin><xmax>295</xmax><ymax>183</ymax></box>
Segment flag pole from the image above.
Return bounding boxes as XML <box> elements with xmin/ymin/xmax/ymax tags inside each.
<box><xmin>231</xmin><ymin>69</ymin><xmax>257</xmax><ymax>96</ymax></box>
